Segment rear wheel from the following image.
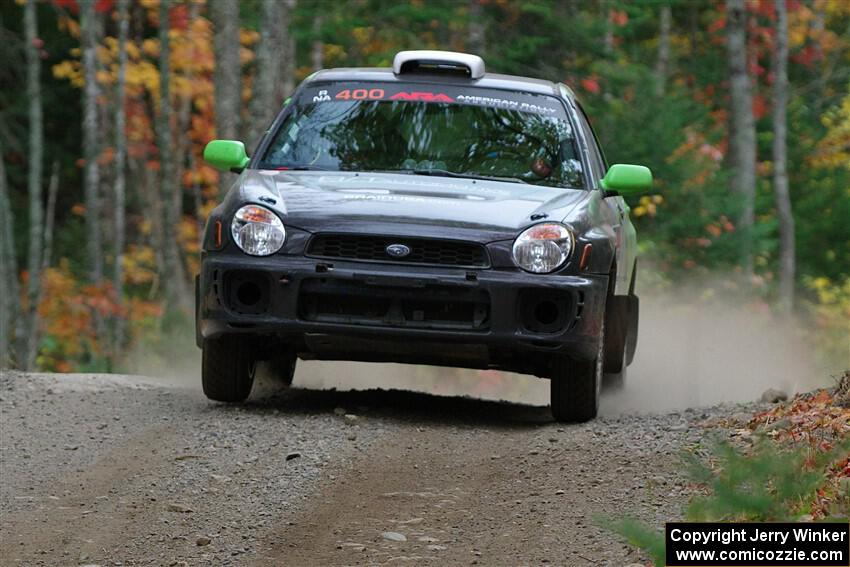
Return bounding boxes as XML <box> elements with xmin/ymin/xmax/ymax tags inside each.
<box><xmin>202</xmin><ymin>335</ymin><xmax>256</xmax><ymax>402</ymax></box>
<box><xmin>550</xmin><ymin>320</ymin><xmax>604</xmax><ymax>423</ymax></box>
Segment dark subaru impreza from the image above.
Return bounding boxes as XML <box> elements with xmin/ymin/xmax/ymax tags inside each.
<box><xmin>197</xmin><ymin>50</ymin><xmax>652</xmax><ymax>422</ymax></box>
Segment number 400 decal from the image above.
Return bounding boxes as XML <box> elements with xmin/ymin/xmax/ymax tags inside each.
<box><xmin>335</xmin><ymin>88</ymin><xmax>385</xmax><ymax>100</ymax></box>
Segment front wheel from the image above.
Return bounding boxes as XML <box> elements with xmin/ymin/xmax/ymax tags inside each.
<box><xmin>202</xmin><ymin>335</ymin><xmax>255</xmax><ymax>402</ymax></box>
<box><xmin>550</xmin><ymin>321</ymin><xmax>604</xmax><ymax>423</ymax></box>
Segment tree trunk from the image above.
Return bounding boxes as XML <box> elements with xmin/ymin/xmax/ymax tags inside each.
<box><xmin>0</xmin><ymin>142</ymin><xmax>18</xmax><ymax>369</ymax></box>
<box><xmin>210</xmin><ymin>0</ymin><xmax>241</xmax><ymax>195</ymax></box>
<box><xmin>23</xmin><ymin>161</ymin><xmax>58</xmax><ymax>369</ymax></box>
<box><xmin>279</xmin><ymin>0</ymin><xmax>296</xmax><ymax>101</ymax></box>
<box><xmin>654</xmin><ymin>3</ymin><xmax>671</xmax><ymax>97</ymax></box>
<box><xmin>158</xmin><ymin>0</ymin><xmax>191</xmax><ymax>315</ymax></box>
<box><xmin>772</xmin><ymin>0</ymin><xmax>795</xmax><ymax>312</ymax></box>
<box><xmin>113</xmin><ymin>0</ymin><xmax>129</xmax><ymax>350</ymax></box>
<box><xmin>311</xmin><ymin>14</ymin><xmax>323</xmax><ymax>71</ymax></box>
<box><xmin>248</xmin><ymin>0</ymin><xmax>281</xmax><ymax>147</ymax></box>
<box><xmin>726</xmin><ymin>0</ymin><xmax>756</xmax><ymax>277</ymax></box>
<box><xmin>175</xmin><ymin>1</ymin><xmax>201</xmax><ymax>246</ymax></box>
<box><xmin>468</xmin><ymin>0</ymin><xmax>485</xmax><ymax>55</ymax></box>
<box><xmin>24</xmin><ymin>0</ymin><xmax>44</xmax><ymax>371</ymax></box>
<box><xmin>41</xmin><ymin>161</ymin><xmax>59</xmax><ymax>275</ymax></box>
<box><xmin>81</xmin><ymin>0</ymin><xmax>103</xmax><ymax>286</ymax></box>
<box><xmin>79</xmin><ymin>0</ymin><xmax>105</xmax><ymax>356</ymax></box>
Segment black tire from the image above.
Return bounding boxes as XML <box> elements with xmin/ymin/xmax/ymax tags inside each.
<box><xmin>550</xmin><ymin>320</ymin><xmax>604</xmax><ymax>422</ymax></box>
<box><xmin>202</xmin><ymin>335</ymin><xmax>255</xmax><ymax>402</ymax></box>
<box><xmin>255</xmin><ymin>350</ymin><xmax>297</xmax><ymax>387</ymax></box>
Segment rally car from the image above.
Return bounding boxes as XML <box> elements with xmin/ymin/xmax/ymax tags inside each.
<box><xmin>197</xmin><ymin>50</ymin><xmax>652</xmax><ymax>422</ymax></box>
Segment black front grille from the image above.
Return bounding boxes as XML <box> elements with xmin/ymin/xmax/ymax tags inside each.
<box><xmin>298</xmin><ymin>278</ymin><xmax>490</xmax><ymax>330</ymax></box>
<box><xmin>306</xmin><ymin>234</ymin><xmax>489</xmax><ymax>268</ymax></box>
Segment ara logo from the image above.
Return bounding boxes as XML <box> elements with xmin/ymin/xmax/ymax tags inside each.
<box><xmin>389</xmin><ymin>92</ymin><xmax>453</xmax><ymax>102</ymax></box>
<box><xmin>312</xmin><ymin>89</ymin><xmax>331</xmax><ymax>102</ymax></box>
<box><xmin>385</xmin><ymin>244</ymin><xmax>412</xmax><ymax>258</ymax></box>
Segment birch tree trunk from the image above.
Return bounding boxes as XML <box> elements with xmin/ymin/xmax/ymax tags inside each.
<box><xmin>81</xmin><ymin>0</ymin><xmax>103</xmax><ymax>286</ymax></box>
<box><xmin>248</xmin><ymin>0</ymin><xmax>281</xmax><ymax>147</ymax></box>
<box><xmin>158</xmin><ymin>0</ymin><xmax>191</xmax><ymax>315</ymax></box>
<box><xmin>0</xmin><ymin>143</ymin><xmax>18</xmax><ymax>369</ymax></box>
<box><xmin>41</xmin><ymin>161</ymin><xmax>59</xmax><ymax>276</ymax></box>
<box><xmin>654</xmin><ymin>3</ymin><xmax>671</xmax><ymax>97</ymax></box>
<box><xmin>279</xmin><ymin>0</ymin><xmax>296</xmax><ymax>101</ymax></box>
<box><xmin>210</xmin><ymin>0</ymin><xmax>241</xmax><ymax>195</ymax></box>
<box><xmin>726</xmin><ymin>0</ymin><xmax>756</xmax><ymax>277</ymax></box>
<box><xmin>112</xmin><ymin>0</ymin><xmax>130</xmax><ymax>326</ymax></box>
<box><xmin>772</xmin><ymin>0</ymin><xmax>795</xmax><ymax>312</ymax></box>
<box><xmin>24</xmin><ymin>0</ymin><xmax>43</xmax><ymax>370</ymax></box>
<box><xmin>468</xmin><ymin>0</ymin><xmax>485</xmax><ymax>55</ymax></box>
<box><xmin>113</xmin><ymin>0</ymin><xmax>129</xmax><ymax>348</ymax></box>
<box><xmin>311</xmin><ymin>14</ymin><xmax>324</xmax><ymax>71</ymax></box>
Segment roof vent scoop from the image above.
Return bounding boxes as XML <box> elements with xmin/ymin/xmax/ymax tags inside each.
<box><xmin>392</xmin><ymin>50</ymin><xmax>485</xmax><ymax>79</ymax></box>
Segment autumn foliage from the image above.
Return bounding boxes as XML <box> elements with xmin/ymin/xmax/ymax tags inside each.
<box><xmin>0</xmin><ymin>0</ymin><xmax>848</xmax><ymax>372</ymax></box>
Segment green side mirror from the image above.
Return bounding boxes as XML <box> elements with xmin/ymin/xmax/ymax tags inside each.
<box><xmin>600</xmin><ymin>164</ymin><xmax>653</xmax><ymax>197</ymax></box>
<box><xmin>203</xmin><ymin>140</ymin><xmax>250</xmax><ymax>172</ymax></box>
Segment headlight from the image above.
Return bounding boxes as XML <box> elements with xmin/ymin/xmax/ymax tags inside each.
<box><xmin>512</xmin><ymin>223</ymin><xmax>573</xmax><ymax>273</ymax></box>
<box><xmin>231</xmin><ymin>204</ymin><xmax>285</xmax><ymax>256</ymax></box>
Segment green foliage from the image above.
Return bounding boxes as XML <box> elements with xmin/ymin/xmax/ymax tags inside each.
<box><xmin>601</xmin><ymin>517</ymin><xmax>666</xmax><ymax>567</ymax></box>
<box><xmin>684</xmin><ymin>438</ymin><xmax>848</xmax><ymax>521</ymax></box>
<box><xmin>602</xmin><ymin>436</ymin><xmax>850</xmax><ymax>563</ymax></box>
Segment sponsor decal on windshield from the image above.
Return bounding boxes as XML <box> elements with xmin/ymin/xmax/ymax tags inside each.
<box><xmin>300</xmin><ymin>83</ymin><xmax>566</xmax><ymax>117</ymax></box>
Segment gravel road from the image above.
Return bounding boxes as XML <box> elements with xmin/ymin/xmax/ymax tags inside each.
<box><xmin>0</xmin><ymin>369</ymin><xmax>758</xmax><ymax>566</ymax></box>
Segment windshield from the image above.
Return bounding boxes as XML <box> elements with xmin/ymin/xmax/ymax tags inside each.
<box><xmin>259</xmin><ymin>82</ymin><xmax>586</xmax><ymax>188</ymax></box>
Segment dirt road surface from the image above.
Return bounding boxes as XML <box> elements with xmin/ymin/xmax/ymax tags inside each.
<box><xmin>0</xmin><ymin>369</ymin><xmax>754</xmax><ymax>566</ymax></box>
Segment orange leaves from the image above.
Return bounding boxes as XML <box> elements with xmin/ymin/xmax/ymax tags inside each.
<box><xmin>748</xmin><ymin>381</ymin><xmax>850</xmax><ymax>518</ymax></box>
<box><xmin>608</xmin><ymin>9</ymin><xmax>628</xmax><ymax>27</ymax></box>
<box><xmin>35</xmin><ymin>261</ymin><xmax>120</xmax><ymax>370</ymax></box>
<box><xmin>580</xmin><ymin>76</ymin><xmax>601</xmax><ymax>95</ymax></box>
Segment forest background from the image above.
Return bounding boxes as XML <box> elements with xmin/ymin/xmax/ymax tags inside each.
<box><xmin>0</xmin><ymin>0</ymin><xmax>848</xmax><ymax>375</ymax></box>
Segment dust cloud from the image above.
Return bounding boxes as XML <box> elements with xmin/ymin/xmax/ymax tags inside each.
<box><xmin>293</xmin><ymin>290</ymin><xmax>829</xmax><ymax>415</ymax></box>
<box><xmin>127</xmin><ymin>284</ymin><xmax>833</xmax><ymax>415</ymax></box>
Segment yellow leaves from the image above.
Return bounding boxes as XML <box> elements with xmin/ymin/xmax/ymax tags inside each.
<box><xmin>57</xmin><ymin>15</ymin><xmax>80</xmax><ymax>39</ymax></box>
<box><xmin>96</xmin><ymin>69</ymin><xmax>113</xmax><ymax>86</ymax></box>
<box><xmin>812</xmin><ymin>82</ymin><xmax>850</xmax><ymax>171</ymax></box>
<box><xmin>632</xmin><ymin>194</ymin><xmax>663</xmax><ymax>218</ymax></box>
<box><xmin>803</xmin><ymin>275</ymin><xmax>850</xmax><ymax>369</ymax></box>
<box><xmin>125</xmin><ymin>59</ymin><xmax>160</xmax><ymax>91</ymax></box>
<box><xmin>325</xmin><ymin>44</ymin><xmax>347</xmax><ymax>66</ymax></box>
<box><xmin>142</xmin><ymin>38</ymin><xmax>160</xmax><ymax>58</ymax></box>
<box><xmin>52</xmin><ymin>60</ymin><xmax>83</xmax><ymax>88</ymax></box>
<box><xmin>240</xmin><ymin>28</ymin><xmax>259</xmax><ymax>46</ymax></box>
<box><xmin>123</xmin><ymin>245</ymin><xmax>157</xmax><ymax>285</ymax></box>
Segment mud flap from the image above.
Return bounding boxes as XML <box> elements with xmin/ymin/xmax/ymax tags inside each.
<box><xmin>195</xmin><ymin>275</ymin><xmax>202</xmax><ymax>348</ymax></box>
<box><xmin>603</xmin><ymin>295</ymin><xmax>628</xmax><ymax>373</ymax></box>
<box><xmin>625</xmin><ymin>295</ymin><xmax>639</xmax><ymax>366</ymax></box>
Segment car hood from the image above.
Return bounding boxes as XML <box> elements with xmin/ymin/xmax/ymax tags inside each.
<box><xmin>235</xmin><ymin>170</ymin><xmax>589</xmax><ymax>242</ymax></box>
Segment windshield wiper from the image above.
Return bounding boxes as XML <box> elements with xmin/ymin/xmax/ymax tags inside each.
<box><xmin>264</xmin><ymin>164</ymin><xmax>334</xmax><ymax>171</ymax></box>
<box><xmin>409</xmin><ymin>168</ymin><xmax>528</xmax><ymax>184</ymax></box>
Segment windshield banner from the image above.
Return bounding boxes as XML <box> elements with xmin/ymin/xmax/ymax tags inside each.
<box><xmin>297</xmin><ymin>83</ymin><xmax>566</xmax><ymax>117</ymax></box>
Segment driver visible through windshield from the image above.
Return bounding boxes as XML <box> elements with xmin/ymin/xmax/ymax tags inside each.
<box><xmin>259</xmin><ymin>82</ymin><xmax>586</xmax><ymax>188</ymax></box>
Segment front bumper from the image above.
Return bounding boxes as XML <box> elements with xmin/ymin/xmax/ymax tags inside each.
<box><xmin>197</xmin><ymin>254</ymin><xmax>608</xmax><ymax>376</ymax></box>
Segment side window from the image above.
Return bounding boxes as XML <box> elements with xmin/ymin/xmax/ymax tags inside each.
<box><xmin>574</xmin><ymin>106</ymin><xmax>606</xmax><ymax>186</ymax></box>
